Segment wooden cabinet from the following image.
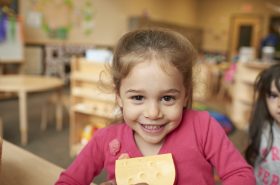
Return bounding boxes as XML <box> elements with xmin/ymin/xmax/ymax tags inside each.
<box><xmin>230</xmin><ymin>61</ymin><xmax>272</xmax><ymax>130</ymax></box>
<box><xmin>70</xmin><ymin>58</ymin><xmax>116</xmax><ymax>156</ymax></box>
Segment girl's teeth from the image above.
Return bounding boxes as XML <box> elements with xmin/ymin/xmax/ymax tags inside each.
<box><xmin>143</xmin><ymin>125</ymin><xmax>162</xmax><ymax>130</ymax></box>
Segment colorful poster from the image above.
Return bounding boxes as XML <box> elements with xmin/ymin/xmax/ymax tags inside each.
<box><xmin>27</xmin><ymin>0</ymin><xmax>95</xmax><ymax>39</ymax></box>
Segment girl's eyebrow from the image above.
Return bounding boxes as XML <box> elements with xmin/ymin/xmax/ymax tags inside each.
<box><xmin>270</xmin><ymin>90</ymin><xmax>280</xmax><ymax>94</ymax></box>
<box><xmin>268</xmin><ymin>88</ymin><xmax>280</xmax><ymax>95</ymax></box>
<box><xmin>125</xmin><ymin>89</ymin><xmax>181</xmax><ymax>94</ymax></box>
<box><xmin>125</xmin><ymin>89</ymin><xmax>143</xmax><ymax>94</ymax></box>
<box><xmin>164</xmin><ymin>89</ymin><xmax>180</xmax><ymax>94</ymax></box>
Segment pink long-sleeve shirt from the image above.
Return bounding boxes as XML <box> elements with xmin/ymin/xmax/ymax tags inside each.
<box><xmin>55</xmin><ymin>110</ymin><xmax>255</xmax><ymax>185</ymax></box>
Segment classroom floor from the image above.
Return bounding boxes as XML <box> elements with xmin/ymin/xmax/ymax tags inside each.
<box><xmin>0</xmin><ymin>86</ymin><xmax>249</xmax><ymax>184</ymax></box>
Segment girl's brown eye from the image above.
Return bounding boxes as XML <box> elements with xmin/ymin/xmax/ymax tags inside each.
<box><xmin>162</xmin><ymin>96</ymin><xmax>175</xmax><ymax>101</ymax></box>
<box><xmin>267</xmin><ymin>92</ymin><xmax>279</xmax><ymax>99</ymax></box>
<box><xmin>132</xmin><ymin>95</ymin><xmax>144</xmax><ymax>101</ymax></box>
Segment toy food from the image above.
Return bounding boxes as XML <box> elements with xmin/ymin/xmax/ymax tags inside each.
<box><xmin>115</xmin><ymin>153</ymin><xmax>175</xmax><ymax>185</ymax></box>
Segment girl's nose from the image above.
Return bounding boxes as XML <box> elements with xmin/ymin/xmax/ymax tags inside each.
<box><xmin>144</xmin><ymin>101</ymin><xmax>163</xmax><ymax>119</ymax></box>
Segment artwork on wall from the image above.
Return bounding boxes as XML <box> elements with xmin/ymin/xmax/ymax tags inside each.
<box><xmin>26</xmin><ymin>0</ymin><xmax>95</xmax><ymax>40</ymax></box>
<box><xmin>0</xmin><ymin>0</ymin><xmax>18</xmax><ymax>14</ymax></box>
<box><xmin>0</xmin><ymin>0</ymin><xmax>23</xmax><ymax>62</ymax></box>
<box><xmin>0</xmin><ymin>0</ymin><xmax>19</xmax><ymax>42</ymax></box>
<box><xmin>0</xmin><ymin>18</ymin><xmax>24</xmax><ymax>62</ymax></box>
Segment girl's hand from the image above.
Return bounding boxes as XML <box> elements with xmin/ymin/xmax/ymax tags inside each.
<box><xmin>99</xmin><ymin>181</ymin><xmax>116</xmax><ymax>185</ymax></box>
<box><xmin>99</xmin><ymin>182</ymin><xmax>148</xmax><ymax>185</ymax></box>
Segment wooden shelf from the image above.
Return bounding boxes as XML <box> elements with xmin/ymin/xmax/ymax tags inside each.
<box><xmin>70</xmin><ymin>58</ymin><xmax>116</xmax><ymax>156</ymax></box>
<box><xmin>73</xmin><ymin>103</ymin><xmax>115</xmax><ymax>119</ymax></box>
<box><xmin>243</xmin><ymin>61</ymin><xmax>274</xmax><ymax>69</ymax></box>
<box><xmin>71</xmin><ymin>72</ymin><xmax>112</xmax><ymax>85</ymax></box>
<box><xmin>230</xmin><ymin>61</ymin><xmax>272</xmax><ymax>130</ymax></box>
<box><xmin>72</xmin><ymin>87</ymin><xmax>115</xmax><ymax>102</ymax></box>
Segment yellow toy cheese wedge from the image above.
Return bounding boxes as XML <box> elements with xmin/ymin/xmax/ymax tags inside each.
<box><xmin>115</xmin><ymin>153</ymin><xmax>175</xmax><ymax>185</ymax></box>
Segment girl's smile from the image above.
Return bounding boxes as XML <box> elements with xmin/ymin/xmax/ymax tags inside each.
<box><xmin>140</xmin><ymin>123</ymin><xmax>165</xmax><ymax>134</ymax></box>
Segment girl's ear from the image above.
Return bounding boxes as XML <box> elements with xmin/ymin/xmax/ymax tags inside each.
<box><xmin>184</xmin><ymin>97</ymin><xmax>189</xmax><ymax>107</ymax></box>
<box><xmin>116</xmin><ymin>94</ymin><xmax>123</xmax><ymax>108</ymax></box>
<box><xmin>183</xmin><ymin>91</ymin><xmax>190</xmax><ymax>107</ymax></box>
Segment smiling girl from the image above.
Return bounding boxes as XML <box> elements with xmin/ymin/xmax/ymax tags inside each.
<box><xmin>56</xmin><ymin>28</ymin><xmax>255</xmax><ymax>185</ymax></box>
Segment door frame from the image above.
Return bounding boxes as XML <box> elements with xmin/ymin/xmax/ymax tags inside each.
<box><xmin>228</xmin><ymin>14</ymin><xmax>263</xmax><ymax>60</ymax></box>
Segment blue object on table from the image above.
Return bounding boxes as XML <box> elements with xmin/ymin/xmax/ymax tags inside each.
<box><xmin>209</xmin><ymin>111</ymin><xmax>235</xmax><ymax>135</ymax></box>
<box><xmin>193</xmin><ymin>102</ymin><xmax>235</xmax><ymax>135</ymax></box>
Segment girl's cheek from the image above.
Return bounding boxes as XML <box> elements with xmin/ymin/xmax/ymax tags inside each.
<box><xmin>163</xmin><ymin>106</ymin><xmax>184</xmax><ymax>119</ymax></box>
<box><xmin>123</xmin><ymin>106</ymin><xmax>140</xmax><ymax>118</ymax></box>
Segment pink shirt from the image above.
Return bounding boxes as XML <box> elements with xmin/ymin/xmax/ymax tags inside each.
<box><xmin>55</xmin><ymin>110</ymin><xmax>255</xmax><ymax>185</ymax></box>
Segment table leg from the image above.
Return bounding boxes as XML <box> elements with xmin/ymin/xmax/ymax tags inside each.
<box><xmin>41</xmin><ymin>103</ymin><xmax>48</xmax><ymax>131</ymax></box>
<box><xmin>19</xmin><ymin>91</ymin><xmax>28</xmax><ymax>145</ymax></box>
<box><xmin>55</xmin><ymin>89</ymin><xmax>63</xmax><ymax>131</ymax></box>
<box><xmin>0</xmin><ymin>117</ymin><xmax>3</xmax><ymax>138</ymax></box>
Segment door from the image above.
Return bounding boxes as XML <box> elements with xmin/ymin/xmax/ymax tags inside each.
<box><xmin>229</xmin><ymin>15</ymin><xmax>263</xmax><ymax>60</ymax></box>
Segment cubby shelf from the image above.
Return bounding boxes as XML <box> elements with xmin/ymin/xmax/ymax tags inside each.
<box><xmin>230</xmin><ymin>61</ymin><xmax>272</xmax><ymax>130</ymax></box>
<box><xmin>70</xmin><ymin>58</ymin><xmax>116</xmax><ymax>156</ymax></box>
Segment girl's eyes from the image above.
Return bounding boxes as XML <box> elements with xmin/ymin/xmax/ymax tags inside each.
<box><xmin>267</xmin><ymin>92</ymin><xmax>279</xmax><ymax>100</ymax></box>
<box><xmin>131</xmin><ymin>95</ymin><xmax>144</xmax><ymax>101</ymax></box>
<box><xmin>161</xmin><ymin>96</ymin><xmax>176</xmax><ymax>105</ymax></box>
<box><xmin>129</xmin><ymin>95</ymin><xmax>176</xmax><ymax>104</ymax></box>
<box><xmin>161</xmin><ymin>96</ymin><xmax>175</xmax><ymax>102</ymax></box>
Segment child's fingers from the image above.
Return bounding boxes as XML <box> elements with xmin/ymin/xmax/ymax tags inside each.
<box><xmin>118</xmin><ymin>153</ymin><xmax>130</xmax><ymax>159</ymax></box>
<box><xmin>99</xmin><ymin>180</ymin><xmax>116</xmax><ymax>185</ymax></box>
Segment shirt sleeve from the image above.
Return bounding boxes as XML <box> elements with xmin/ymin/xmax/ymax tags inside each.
<box><xmin>55</xmin><ymin>129</ymin><xmax>105</xmax><ymax>185</ymax></box>
<box><xmin>198</xmin><ymin>112</ymin><xmax>256</xmax><ymax>185</ymax></box>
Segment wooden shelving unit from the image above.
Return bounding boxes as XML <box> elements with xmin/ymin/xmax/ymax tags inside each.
<box><xmin>70</xmin><ymin>58</ymin><xmax>116</xmax><ymax>156</ymax></box>
<box><xmin>230</xmin><ymin>61</ymin><xmax>272</xmax><ymax>130</ymax></box>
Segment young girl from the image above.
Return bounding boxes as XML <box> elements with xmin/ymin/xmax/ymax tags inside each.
<box><xmin>56</xmin><ymin>28</ymin><xmax>255</xmax><ymax>185</ymax></box>
<box><xmin>245</xmin><ymin>64</ymin><xmax>280</xmax><ymax>184</ymax></box>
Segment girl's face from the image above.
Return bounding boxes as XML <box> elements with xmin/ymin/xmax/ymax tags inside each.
<box><xmin>117</xmin><ymin>60</ymin><xmax>188</xmax><ymax>147</ymax></box>
<box><xmin>266</xmin><ymin>80</ymin><xmax>280</xmax><ymax>125</ymax></box>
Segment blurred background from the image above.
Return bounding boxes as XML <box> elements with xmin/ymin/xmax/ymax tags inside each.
<box><xmin>0</xmin><ymin>0</ymin><xmax>280</xmax><ymax>184</ymax></box>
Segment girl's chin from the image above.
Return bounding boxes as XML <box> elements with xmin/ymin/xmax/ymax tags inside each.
<box><xmin>141</xmin><ymin>133</ymin><xmax>165</xmax><ymax>145</ymax></box>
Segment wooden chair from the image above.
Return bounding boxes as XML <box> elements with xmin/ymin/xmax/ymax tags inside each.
<box><xmin>41</xmin><ymin>93</ymin><xmax>69</xmax><ymax>131</ymax></box>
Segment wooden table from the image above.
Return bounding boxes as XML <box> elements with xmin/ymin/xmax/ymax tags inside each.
<box><xmin>0</xmin><ymin>75</ymin><xmax>64</xmax><ymax>145</ymax></box>
<box><xmin>0</xmin><ymin>140</ymin><xmax>63</xmax><ymax>185</ymax></box>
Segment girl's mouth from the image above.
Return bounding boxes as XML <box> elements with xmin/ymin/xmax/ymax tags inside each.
<box><xmin>140</xmin><ymin>124</ymin><xmax>165</xmax><ymax>133</ymax></box>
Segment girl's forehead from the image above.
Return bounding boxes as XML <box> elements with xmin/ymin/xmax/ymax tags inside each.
<box><xmin>272</xmin><ymin>79</ymin><xmax>280</xmax><ymax>91</ymax></box>
<box><xmin>133</xmin><ymin>60</ymin><xmax>179</xmax><ymax>75</ymax></box>
<box><xmin>270</xmin><ymin>79</ymin><xmax>279</xmax><ymax>91</ymax></box>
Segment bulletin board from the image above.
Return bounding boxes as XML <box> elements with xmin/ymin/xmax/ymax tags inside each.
<box><xmin>0</xmin><ymin>19</ymin><xmax>24</xmax><ymax>62</ymax></box>
<box><xmin>21</xmin><ymin>0</ymin><xmax>126</xmax><ymax>46</ymax></box>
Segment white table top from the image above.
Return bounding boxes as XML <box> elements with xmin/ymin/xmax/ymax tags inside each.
<box><xmin>0</xmin><ymin>75</ymin><xmax>64</xmax><ymax>92</ymax></box>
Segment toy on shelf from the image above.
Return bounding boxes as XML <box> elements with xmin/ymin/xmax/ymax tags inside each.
<box><xmin>80</xmin><ymin>122</ymin><xmax>107</xmax><ymax>145</ymax></box>
<box><xmin>80</xmin><ymin>125</ymin><xmax>96</xmax><ymax>145</ymax></box>
<box><xmin>115</xmin><ymin>153</ymin><xmax>175</xmax><ymax>185</ymax></box>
